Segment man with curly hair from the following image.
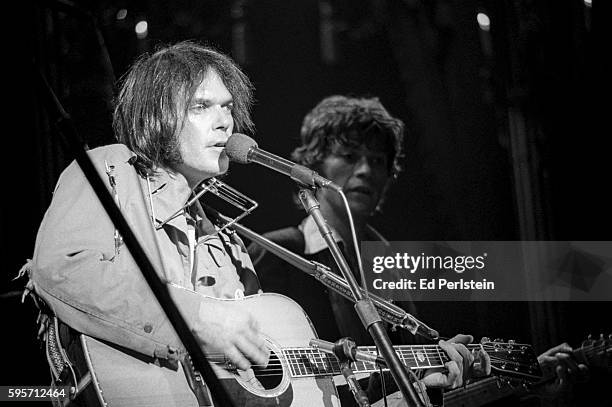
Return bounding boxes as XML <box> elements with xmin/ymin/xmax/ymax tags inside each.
<box><xmin>248</xmin><ymin>95</ymin><xmax>487</xmax><ymax>405</ymax></box>
<box><xmin>252</xmin><ymin>95</ymin><xmax>404</xmax><ymax>342</ymax></box>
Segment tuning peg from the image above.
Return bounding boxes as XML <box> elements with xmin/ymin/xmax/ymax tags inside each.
<box><xmin>508</xmin><ymin>339</ymin><xmax>516</xmax><ymax>344</ymax></box>
<box><xmin>480</xmin><ymin>336</ymin><xmax>490</xmax><ymax>343</ymax></box>
<box><xmin>495</xmin><ymin>338</ymin><xmax>503</xmax><ymax>343</ymax></box>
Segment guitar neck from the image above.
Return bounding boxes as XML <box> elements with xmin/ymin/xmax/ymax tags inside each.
<box><xmin>572</xmin><ymin>339</ymin><xmax>612</xmax><ymax>368</ymax></box>
<box><xmin>283</xmin><ymin>344</ymin><xmax>482</xmax><ymax>378</ymax></box>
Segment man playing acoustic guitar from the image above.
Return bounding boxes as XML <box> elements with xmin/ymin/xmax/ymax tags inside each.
<box><xmin>25</xmin><ymin>41</ymin><xmax>268</xmax><ymax>405</ymax></box>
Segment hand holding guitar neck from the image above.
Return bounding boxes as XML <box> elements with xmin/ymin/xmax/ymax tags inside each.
<box><xmin>536</xmin><ymin>333</ymin><xmax>611</xmax><ymax>398</ymax></box>
<box><xmin>421</xmin><ymin>334</ymin><xmax>491</xmax><ymax>390</ymax></box>
<box><xmin>537</xmin><ymin>342</ymin><xmax>588</xmax><ymax>396</ymax></box>
<box><xmin>443</xmin><ymin>334</ymin><xmax>612</xmax><ymax>407</ymax></box>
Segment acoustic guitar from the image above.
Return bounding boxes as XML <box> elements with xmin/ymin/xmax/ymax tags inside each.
<box><xmin>76</xmin><ymin>293</ymin><xmax>535</xmax><ymax>406</ymax></box>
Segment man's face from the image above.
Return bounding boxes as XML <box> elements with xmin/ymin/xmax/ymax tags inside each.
<box><xmin>318</xmin><ymin>140</ymin><xmax>390</xmax><ymax>219</ymax></box>
<box><xmin>174</xmin><ymin>69</ymin><xmax>234</xmax><ymax>187</ymax></box>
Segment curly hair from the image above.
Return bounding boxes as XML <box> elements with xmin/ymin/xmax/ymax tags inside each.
<box><xmin>292</xmin><ymin>95</ymin><xmax>405</xmax><ymax>180</ymax></box>
<box><xmin>113</xmin><ymin>41</ymin><xmax>254</xmax><ymax>175</ymax></box>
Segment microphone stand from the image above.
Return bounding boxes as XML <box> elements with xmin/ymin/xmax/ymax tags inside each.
<box><xmin>297</xmin><ymin>188</ymin><xmax>425</xmax><ymax>407</ymax></box>
<box><xmin>36</xmin><ymin>67</ymin><xmax>235</xmax><ymax>406</ymax></box>
<box><xmin>332</xmin><ymin>338</ymin><xmax>371</xmax><ymax>407</ymax></box>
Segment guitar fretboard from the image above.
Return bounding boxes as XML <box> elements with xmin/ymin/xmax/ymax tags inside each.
<box><xmin>282</xmin><ymin>345</ymin><xmax>476</xmax><ymax>378</ymax></box>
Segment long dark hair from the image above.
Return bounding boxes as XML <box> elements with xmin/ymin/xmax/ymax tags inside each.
<box><xmin>113</xmin><ymin>41</ymin><xmax>254</xmax><ymax>175</ymax></box>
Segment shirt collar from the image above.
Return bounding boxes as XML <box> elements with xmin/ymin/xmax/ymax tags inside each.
<box><xmin>299</xmin><ymin>215</ymin><xmax>389</xmax><ymax>255</ymax></box>
<box><xmin>147</xmin><ymin>168</ymin><xmax>195</xmax><ymax>230</ymax></box>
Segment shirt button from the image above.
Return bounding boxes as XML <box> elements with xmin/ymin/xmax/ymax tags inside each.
<box><xmin>144</xmin><ymin>323</ymin><xmax>153</xmax><ymax>333</ymax></box>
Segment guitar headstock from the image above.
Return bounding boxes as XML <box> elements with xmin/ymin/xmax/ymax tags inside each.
<box><xmin>575</xmin><ymin>333</ymin><xmax>612</xmax><ymax>370</ymax></box>
<box><xmin>480</xmin><ymin>337</ymin><xmax>543</xmax><ymax>382</ymax></box>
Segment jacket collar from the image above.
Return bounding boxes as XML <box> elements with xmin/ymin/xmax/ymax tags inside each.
<box><xmin>147</xmin><ymin>168</ymin><xmax>197</xmax><ymax>231</ymax></box>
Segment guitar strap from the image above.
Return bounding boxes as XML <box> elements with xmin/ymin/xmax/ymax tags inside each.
<box><xmin>17</xmin><ymin>262</ymin><xmax>83</xmax><ymax>404</ymax></box>
<box><xmin>181</xmin><ymin>355</ymin><xmax>213</xmax><ymax>406</ymax></box>
<box><xmin>45</xmin><ymin>316</ymin><xmax>78</xmax><ymax>389</ymax></box>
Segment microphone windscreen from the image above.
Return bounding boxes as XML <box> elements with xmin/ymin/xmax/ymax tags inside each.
<box><xmin>225</xmin><ymin>133</ymin><xmax>258</xmax><ymax>164</ymax></box>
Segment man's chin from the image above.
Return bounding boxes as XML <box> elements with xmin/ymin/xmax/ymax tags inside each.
<box><xmin>347</xmin><ymin>201</ymin><xmax>375</xmax><ymax>218</ymax></box>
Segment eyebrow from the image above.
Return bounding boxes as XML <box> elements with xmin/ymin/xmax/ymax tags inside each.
<box><xmin>191</xmin><ymin>96</ymin><xmax>234</xmax><ymax>106</ymax></box>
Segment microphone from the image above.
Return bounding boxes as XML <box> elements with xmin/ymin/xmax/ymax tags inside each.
<box><xmin>309</xmin><ymin>338</ymin><xmax>388</xmax><ymax>368</ymax></box>
<box><xmin>225</xmin><ymin>133</ymin><xmax>341</xmax><ymax>191</ymax></box>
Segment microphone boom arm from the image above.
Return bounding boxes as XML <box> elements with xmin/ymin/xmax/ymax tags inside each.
<box><xmin>203</xmin><ymin>206</ymin><xmax>438</xmax><ymax>340</ymax></box>
<box><xmin>227</xmin><ymin>134</ymin><xmax>341</xmax><ymax>191</ymax></box>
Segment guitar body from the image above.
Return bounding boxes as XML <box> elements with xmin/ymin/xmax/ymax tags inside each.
<box><xmin>81</xmin><ymin>293</ymin><xmax>341</xmax><ymax>407</ymax></box>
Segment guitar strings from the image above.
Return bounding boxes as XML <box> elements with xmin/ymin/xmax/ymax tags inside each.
<box><xmin>197</xmin><ymin>342</ymin><xmax>610</xmax><ymax>380</ymax></box>
<box><xmin>204</xmin><ymin>341</ymin><xmax>612</xmax><ymax>363</ymax></box>
<box><xmin>203</xmin><ymin>350</ymin><xmax>450</xmax><ymax>367</ymax></box>
<box><xmin>203</xmin><ymin>347</ymin><xmax>454</xmax><ymax>359</ymax></box>
<box><xmin>199</xmin><ymin>353</ymin><xmax>544</xmax><ymax>378</ymax></box>
<box><xmin>207</xmin><ymin>357</ymin><xmax>448</xmax><ymax>369</ymax></box>
<box><xmin>203</xmin><ymin>342</ymin><xmax>529</xmax><ymax>373</ymax></box>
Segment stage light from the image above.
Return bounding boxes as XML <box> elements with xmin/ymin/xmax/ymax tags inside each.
<box><xmin>477</xmin><ymin>12</ymin><xmax>491</xmax><ymax>32</ymax></box>
<box><xmin>116</xmin><ymin>9</ymin><xmax>127</xmax><ymax>20</ymax></box>
<box><xmin>135</xmin><ymin>20</ymin><xmax>148</xmax><ymax>39</ymax></box>
<box><xmin>584</xmin><ymin>0</ymin><xmax>592</xmax><ymax>8</ymax></box>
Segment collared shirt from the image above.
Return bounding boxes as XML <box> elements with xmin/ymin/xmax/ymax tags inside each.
<box><xmin>30</xmin><ymin>144</ymin><xmax>256</xmax><ymax>360</ymax></box>
<box><xmin>146</xmin><ymin>168</ymin><xmax>247</xmax><ymax>299</ymax></box>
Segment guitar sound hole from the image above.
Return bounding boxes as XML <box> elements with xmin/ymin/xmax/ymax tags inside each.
<box><xmin>251</xmin><ymin>351</ymin><xmax>283</xmax><ymax>390</ymax></box>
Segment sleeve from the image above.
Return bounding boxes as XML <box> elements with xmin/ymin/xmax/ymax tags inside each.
<box><xmin>30</xmin><ymin>158</ymin><xmax>202</xmax><ymax>360</ymax></box>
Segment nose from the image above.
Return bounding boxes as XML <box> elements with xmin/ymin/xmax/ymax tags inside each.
<box><xmin>353</xmin><ymin>156</ymin><xmax>373</xmax><ymax>178</ymax></box>
<box><xmin>214</xmin><ymin>105</ymin><xmax>233</xmax><ymax>132</ymax></box>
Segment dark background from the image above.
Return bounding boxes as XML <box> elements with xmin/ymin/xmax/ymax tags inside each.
<box><xmin>2</xmin><ymin>0</ymin><xmax>610</xmax><ymax>402</ymax></box>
